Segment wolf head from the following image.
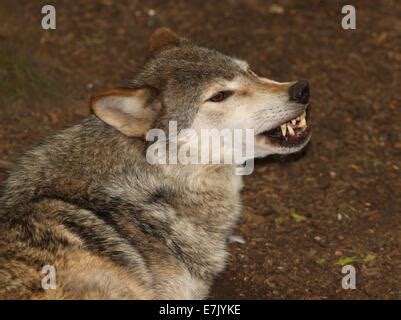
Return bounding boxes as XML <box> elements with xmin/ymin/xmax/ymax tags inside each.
<box><xmin>91</xmin><ymin>28</ymin><xmax>311</xmax><ymax>159</ymax></box>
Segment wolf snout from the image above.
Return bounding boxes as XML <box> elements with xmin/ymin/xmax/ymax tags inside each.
<box><xmin>288</xmin><ymin>80</ymin><xmax>309</xmax><ymax>104</ymax></box>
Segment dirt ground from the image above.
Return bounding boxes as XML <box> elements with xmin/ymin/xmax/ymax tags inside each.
<box><xmin>0</xmin><ymin>0</ymin><xmax>400</xmax><ymax>299</ymax></box>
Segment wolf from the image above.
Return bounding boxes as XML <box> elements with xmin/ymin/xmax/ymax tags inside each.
<box><xmin>0</xmin><ymin>28</ymin><xmax>310</xmax><ymax>299</ymax></box>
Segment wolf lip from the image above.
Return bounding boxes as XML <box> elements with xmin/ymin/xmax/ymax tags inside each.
<box><xmin>260</xmin><ymin>111</ymin><xmax>309</xmax><ymax>145</ymax></box>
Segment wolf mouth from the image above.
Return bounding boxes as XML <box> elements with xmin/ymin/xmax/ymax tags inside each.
<box><xmin>258</xmin><ymin>111</ymin><xmax>310</xmax><ymax>146</ymax></box>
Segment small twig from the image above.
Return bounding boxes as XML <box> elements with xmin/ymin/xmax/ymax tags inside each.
<box><xmin>0</xmin><ymin>160</ymin><xmax>13</xmax><ymax>171</ymax></box>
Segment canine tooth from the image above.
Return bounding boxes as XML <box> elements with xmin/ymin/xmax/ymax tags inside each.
<box><xmin>280</xmin><ymin>124</ymin><xmax>287</xmax><ymax>136</ymax></box>
<box><xmin>299</xmin><ymin>118</ymin><xmax>306</xmax><ymax>127</ymax></box>
<box><xmin>291</xmin><ymin>119</ymin><xmax>296</xmax><ymax>125</ymax></box>
<box><xmin>287</xmin><ymin>125</ymin><xmax>295</xmax><ymax>136</ymax></box>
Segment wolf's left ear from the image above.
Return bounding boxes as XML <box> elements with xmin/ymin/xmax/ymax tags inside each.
<box><xmin>91</xmin><ymin>87</ymin><xmax>162</xmax><ymax>137</ymax></box>
<box><xmin>148</xmin><ymin>27</ymin><xmax>181</xmax><ymax>57</ymax></box>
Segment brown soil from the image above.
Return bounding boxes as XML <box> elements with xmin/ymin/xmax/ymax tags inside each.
<box><xmin>0</xmin><ymin>0</ymin><xmax>400</xmax><ymax>299</ymax></box>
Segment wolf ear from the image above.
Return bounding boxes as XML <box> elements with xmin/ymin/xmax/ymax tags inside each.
<box><xmin>91</xmin><ymin>87</ymin><xmax>162</xmax><ymax>137</ymax></box>
<box><xmin>148</xmin><ymin>27</ymin><xmax>181</xmax><ymax>56</ymax></box>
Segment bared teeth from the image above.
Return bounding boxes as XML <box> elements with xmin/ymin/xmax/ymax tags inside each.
<box><xmin>299</xmin><ymin>111</ymin><xmax>307</xmax><ymax>128</ymax></box>
<box><xmin>277</xmin><ymin>111</ymin><xmax>307</xmax><ymax>137</ymax></box>
<box><xmin>280</xmin><ymin>124</ymin><xmax>287</xmax><ymax>136</ymax></box>
<box><xmin>299</xmin><ymin>117</ymin><xmax>306</xmax><ymax>127</ymax></box>
<box><xmin>287</xmin><ymin>125</ymin><xmax>295</xmax><ymax>136</ymax></box>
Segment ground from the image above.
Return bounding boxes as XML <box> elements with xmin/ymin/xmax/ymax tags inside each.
<box><xmin>0</xmin><ymin>0</ymin><xmax>400</xmax><ymax>299</ymax></box>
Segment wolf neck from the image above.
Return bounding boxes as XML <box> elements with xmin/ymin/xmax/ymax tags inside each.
<box><xmin>152</xmin><ymin>163</ymin><xmax>242</xmax><ymax>279</ymax></box>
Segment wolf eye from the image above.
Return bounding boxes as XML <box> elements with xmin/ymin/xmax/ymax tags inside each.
<box><xmin>208</xmin><ymin>91</ymin><xmax>233</xmax><ymax>102</ymax></box>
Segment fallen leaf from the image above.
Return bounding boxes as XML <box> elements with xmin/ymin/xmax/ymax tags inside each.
<box><xmin>363</xmin><ymin>254</ymin><xmax>376</xmax><ymax>263</ymax></box>
<box><xmin>335</xmin><ymin>256</ymin><xmax>359</xmax><ymax>266</ymax></box>
<box><xmin>290</xmin><ymin>209</ymin><xmax>306</xmax><ymax>222</ymax></box>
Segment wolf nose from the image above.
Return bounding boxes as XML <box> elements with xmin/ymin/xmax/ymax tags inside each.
<box><xmin>289</xmin><ymin>80</ymin><xmax>309</xmax><ymax>104</ymax></box>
